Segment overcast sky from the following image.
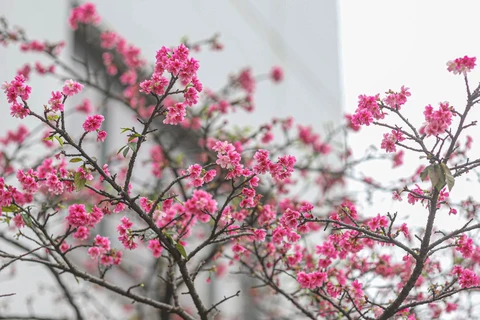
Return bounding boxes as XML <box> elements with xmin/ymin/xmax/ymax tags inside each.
<box><xmin>340</xmin><ymin>1</ymin><xmax>480</xmax><ymax>230</ymax></box>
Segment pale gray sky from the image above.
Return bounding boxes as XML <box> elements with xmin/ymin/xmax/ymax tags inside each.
<box><xmin>340</xmin><ymin>1</ymin><xmax>480</xmax><ymax>230</ymax></box>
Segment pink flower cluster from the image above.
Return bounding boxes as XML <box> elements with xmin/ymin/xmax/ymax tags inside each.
<box><xmin>351</xmin><ymin>279</ymin><xmax>364</xmax><ymax>299</ymax></box>
<box><xmin>140</xmin><ymin>72</ymin><xmax>169</xmax><ymax>96</ymax></box>
<box><xmin>68</xmin><ymin>2</ymin><xmax>101</xmax><ymax>30</ymax></box>
<box><xmin>344</xmin><ymin>114</ymin><xmax>361</xmax><ymax>132</ymax></box>
<box><xmin>100</xmin><ymin>31</ymin><xmax>117</xmax><ymax>49</ymax></box>
<box><xmin>253</xmin><ymin>149</ymin><xmax>296</xmax><ymax>181</ymax></box>
<box><xmin>62</xmin><ymin>79</ymin><xmax>84</xmax><ymax>97</ymax></box>
<box><xmin>147</xmin><ymin>239</ymin><xmax>163</xmax><ymax>258</ymax></box>
<box><xmin>232</xmin><ymin>243</ymin><xmax>247</xmax><ymax>255</ymax></box>
<box><xmin>102</xmin><ymin>52</ymin><xmax>117</xmax><ymax>75</ymax></box>
<box><xmin>88</xmin><ymin>235</ymin><xmax>122</xmax><ymax>266</ymax></box>
<box><xmin>82</xmin><ymin>114</ymin><xmax>104</xmax><ymax>132</ymax></box>
<box><xmin>150</xmin><ymin>145</ymin><xmax>165</xmax><ymax>178</ymax></box>
<box><xmin>184</xmin><ymin>190</ymin><xmax>218</xmax><ymax>223</ymax></box>
<box><xmin>237</xmin><ymin>68</ymin><xmax>256</xmax><ymax>94</ymax></box>
<box><xmin>297</xmin><ymin>271</ymin><xmax>327</xmax><ymax>289</ymax></box>
<box><xmin>117</xmin><ymin>216</ymin><xmax>138</xmax><ymax>250</ymax></box>
<box><xmin>139</xmin><ymin>197</ymin><xmax>154</xmax><ymax>213</ymax></box>
<box><xmin>407</xmin><ymin>184</ymin><xmax>424</xmax><ymax>205</ymax></box>
<box><xmin>48</xmin><ymin>91</ymin><xmax>64</xmax><ymax>112</ymax></box>
<box><xmin>447</xmin><ymin>56</ymin><xmax>476</xmax><ymax>75</ymax></box>
<box><xmin>270</xmin><ymin>66</ymin><xmax>284</xmax><ymax>83</ymax></box>
<box><xmin>16</xmin><ymin>169</ymin><xmax>39</xmax><ymax>194</ymax></box>
<box><xmin>140</xmin><ymin>44</ymin><xmax>202</xmax><ymax>125</ymax></box>
<box><xmin>280</xmin><ymin>208</ymin><xmax>301</xmax><ymax>230</ymax></box>
<box><xmin>66</xmin><ymin>204</ymin><xmax>104</xmax><ymax>240</ymax></box>
<box><xmin>164</xmin><ymin>103</ymin><xmax>187</xmax><ymax>125</ymax></box>
<box><xmin>34</xmin><ymin>62</ymin><xmax>55</xmax><ymax>75</ymax></box>
<box><xmin>381</xmin><ymin>130</ymin><xmax>405</xmax><ymax>153</ymax></box>
<box><xmin>253</xmin><ymin>229</ymin><xmax>267</xmax><ymax>242</ymax></box>
<box><xmin>383</xmin><ymin>86</ymin><xmax>411</xmax><ymax>110</ymax></box>
<box><xmin>186</xmin><ymin>164</ymin><xmax>216</xmax><ymax>187</ymax></box>
<box><xmin>19</xmin><ymin>40</ymin><xmax>46</xmax><ymax>52</ymax></box>
<box><xmin>456</xmin><ymin>235</ymin><xmax>474</xmax><ymax>258</ymax></box>
<box><xmin>393</xmin><ymin>150</ymin><xmax>404</xmax><ymax>167</ymax></box>
<box><xmin>451</xmin><ymin>265</ymin><xmax>479</xmax><ymax>288</ymax></box>
<box><xmin>315</xmin><ymin>240</ymin><xmax>339</xmax><ymax>268</ymax></box>
<box><xmin>240</xmin><ymin>186</ymin><xmax>260</xmax><ymax>208</ymax></box>
<box><xmin>297</xmin><ymin>125</ymin><xmax>332</xmax><ymax>154</ymax></box>
<box><xmin>76</xmin><ymin>98</ymin><xmax>93</xmax><ymax>114</ymax></box>
<box><xmin>351</xmin><ymin>94</ymin><xmax>383</xmax><ymax>127</ymax></box>
<box><xmin>100</xmin><ymin>33</ymin><xmax>145</xmax><ymax>69</ymax></box>
<box><xmin>212</xmin><ymin>141</ymin><xmax>251</xmax><ymax>180</ymax></box>
<box><xmin>420</xmin><ymin>102</ymin><xmax>453</xmax><ymax>136</ymax></box>
<box><xmin>367</xmin><ymin>214</ymin><xmax>389</xmax><ymax>231</ymax></box>
<box><xmin>0</xmin><ymin>178</ymin><xmax>13</xmax><ymax>207</ymax></box>
<box><xmin>1</xmin><ymin>125</ymin><xmax>29</xmax><ymax>146</ymax></box>
<box><xmin>257</xmin><ymin>204</ymin><xmax>276</xmax><ymax>225</ymax></box>
<box><xmin>82</xmin><ymin>114</ymin><xmax>107</xmax><ymax>141</ymax></box>
<box><xmin>13</xmin><ymin>214</ymin><xmax>25</xmax><ymax>229</ymax></box>
<box><xmin>2</xmin><ymin>74</ymin><xmax>31</xmax><ymax>119</ymax></box>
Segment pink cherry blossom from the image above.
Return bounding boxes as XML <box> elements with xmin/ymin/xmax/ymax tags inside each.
<box><xmin>82</xmin><ymin>114</ymin><xmax>104</xmax><ymax>132</ymax></box>
<box><xmin>62</xmin><ymin>79</ymin><xmax>84</xmax><ymax>97</ymax></box>
<box><xmin>447</xmin><ymin>56</ymin><xmax>476</xmax><ymax>75</ymax></box>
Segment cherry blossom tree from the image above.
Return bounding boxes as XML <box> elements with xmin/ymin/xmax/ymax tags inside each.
<box><xmin>1</xmin><ymin>3</ymin><xmax>480</xmax><ymax>320</ymax></box>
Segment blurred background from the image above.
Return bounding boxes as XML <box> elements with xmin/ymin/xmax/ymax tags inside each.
<box><xmin>1</xmin><ymin>0</ymin><xmax>480</xmax><ymax>319</ymax></box>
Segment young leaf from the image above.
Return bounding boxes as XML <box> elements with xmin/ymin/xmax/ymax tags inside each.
<box><xmin>69</xmin><ymin>157</ymin><xmax>83</xmax><ymax>163</ymax></box>
<box><xmin>143</xmin><ymin>229</ymin><xmax>157</xmax><ymax>241</ymax></box>
<box><xmin>427</xmin><ymin>164</ymin><xmax>446</xmax><ymax>192</ymax></box>
<box><xmin>54</xmin><ymin>135</ymin><xmax>64</xmax><ymax>147</ymax></box>
<box><xmin>117</xmin><ymin>145</ymin><xmax>127</xmax><ymax>155</ymax></box>
<box><xmin>2</xmin><ymin>205</ymin><xmax>18</xmax><ymax>213</ymax></box>
<box><xmin>128</xmin><ymin>142</ymin><xmax>138</xmax><ymax>153</ymax></box>
<box><xmin>165</xmin><ymin>233</ymin><xmax>174</xmax><ymax>244</ymax></box>
<box><xmin>441</xmin><ymin>163</ymin><xmax>455</xmax><ymax>191</ymax></box>
<box><xmin>74</xmin><ymin>172</ymin><xmax>87</xmax><ymax>191</ymax></box>
<box><xmin>120</xmin><ymin>127</ymin><xmax>132</xmax><ymax>134</ymax></box>
<box><xmin>176</xmin><ymin>242</ymin><xmax>188</xmax><ymax>259</ymax></box>
<box><xmin>420</xmin><ymin>165</ymin><xmax>431</xmax><ymax>181</ymax></box>
<box><xmin>122</xmin><ymin>146</ymin><xmax>130</xmax><ymax>158</ymax></box>
<box><xmin>128</xmin><ymin>133</ymin><xmax>142</xmax><ymax>142</ymax></box>
<box><xmin>21</xmin><ymin>213</ymin><xmax>33</xmax><ymax>227</ymax></box>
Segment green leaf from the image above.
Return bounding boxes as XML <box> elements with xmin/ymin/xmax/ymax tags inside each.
<box><xmin>74</xmin><ymin>172</ymin><xmax>87</xmax><ymax>191</ymax></box>
<box><xmin>117</xmin><ymin>145</ymin><xmax>127</xmax><ymax>155</ymax></box>
<box><xmin>128</xmin><ymin>133</ymin><xmax>142</xmax><ymax>142</ymax></box>
<box><xmin>54</xmin><ymin>135</ymin><xmax>64</xmax><ymax>147</ymax></box>
<box><xmin>143</xmin><ymin>229</ymin><xmax>157</xmax><ymax>241</ymax></box>
<box><xmin>21</xmin><ymin>213</ymin><xmax>33</xmax><ymax>227</ymax></box>
<box><xmin>427</xmin><ymin>165</ymin><xmax>439</xmax><ymax>188</ymax></box>
<box><xmin>69</xmin><ymin>158</ymin><xmax>83</xmax><ymax>163</ymax></box>
<box><xmin>122</xmin><ymin>147</ymin><xmax>130</xmax><ymax>158</ymax></box>
<box><xmin>420</xmin><ymin>165</ymin><xmax>431</xmax><ymax>182</ymax></box>
<box><xmin>426</xmin><ymin>164</ymin><xmax>446</xmax><ymax>192</ymax></box>
<box><xmin>44</xmin><ymin>136</ymin><xmax>54</xmax><ymax>141</ymax></box>
<box><xmin>47</xmin><ymin>114</ymin><xmax>59</xmax><ymax>121</ymax></box>
<box><xmin>165</xmin><ymin>233</ymin><xmax>174</xmax><ymax>244</ymax></box>
<box><xmin>441</xmin><ymin>163</ymin><xmax>455</xmax><ymax>191</ymax></box>
<box><xmin>2</xmin><ymin>205</ymin><xmax>18</xmax><ymax>213</ymax></box>
<box><xmin>176</xmin><ymin>242</ymin><xmax>188</xmax><ymax>259</ymax></box>
<box><xmin>120</xmin><ymin>127</ymin><xmax>132</xmax><ymax>134</ymax></box>
<box><xmin>128</xmin><ymin>142</ymin><xmax>138</xmax><ymax>153</ymax></box>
